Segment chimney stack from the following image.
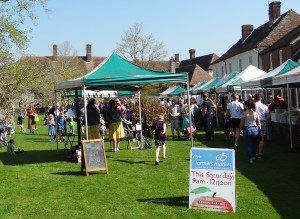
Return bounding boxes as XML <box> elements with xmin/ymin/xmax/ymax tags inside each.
<box><xmin>175</xmin><ymin>53</ymin><xmax>179</xmax><ymax>63</ymax></box>
<box><xmin>241</xmin><ymin>25</ymin><xmax>254</xmax><ymax>40</ymax></box>
<box><xmin>86</xmin><ymin>44</ymin><xmax>92</xmax><ymax>62</ymax></box>
<box><xmin>189</xmin><ymin>49</ymin><xmax>196</xmax><ymax>59</ymax></box>
<box><xmin>169</xmin><ymin>56</ymin><xmax>176</xmax><ymax>73</ymax></box>
<box><xmin>53</xmin><ymin>44</ymin><xmax>57</xmax><ymax>61</ymax></box>
<box><xmin>269</xmin><ymin>1</ymin><xmax>281</xmax><ymax>25</ymax></box>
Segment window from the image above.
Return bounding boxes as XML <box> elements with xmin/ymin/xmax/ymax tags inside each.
<box><xmin>221</xmin><ymin>66</ymin><xmax>224</xmax><ymax>75</ymax></box>
<box><xmin>279</xmin><ymin>50</ymin><xmax>283</xmax><ymax>65</ymax></box>
<box><xmin>239</xmin><ymin>59</ymin><xmax>242</xmax><ymax>72</ymax></box>
<box><xmin>229</xmin><ymin>63</ymin><xmax>232</xmax><ymax>73</ymax></box>
<box><xmin>249</xmin><ymin>56</ymin><xmax>252</xmax><ymax>65</ymax></box>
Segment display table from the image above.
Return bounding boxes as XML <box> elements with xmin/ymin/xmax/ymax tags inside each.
<box><xmin>269</xmin><ymin>111</ymin><xmax>300</xmax><ymax>149</ymax></box>
<box><xmin>270</xmin><ymin>111</ymin><xmax>300</xmax><ymax>125</ymax></box>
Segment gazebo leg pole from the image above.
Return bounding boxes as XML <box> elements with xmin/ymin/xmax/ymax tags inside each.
<box><xmin>83</xmin><ymin>86</ymin><xmax>88</xmax><ymax>140</ymax></box>
<box><xmin>287</xmin><ymin>83</ymin><xmax>293</xmax><ymax>151</ymax></box>
<box><xmin>138</xmin><ymin>91</ymin><xmax>143</xmax><ymax>149</ymax></box>
<box><xmin>186</xmin><ymin>78</ymin><xmax>193</xmax><ymax>147</ymax></box>
<box><xmin>215</xmin><ymin>93</ymin><xmax>219</xmax><ymax>128</ymax></box>
<box><xmin>55</xmin><ymin>91</ymin><xmax>59</xmax><ymax>154</ymax></box>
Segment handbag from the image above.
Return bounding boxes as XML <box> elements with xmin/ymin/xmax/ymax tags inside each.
<box><xmin>34</xmin><ymin>113</ymin><xmax>39</xmax><ymax>122</ymax></box>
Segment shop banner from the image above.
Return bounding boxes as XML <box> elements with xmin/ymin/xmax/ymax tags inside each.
<box><xmin>189</xmin><ymin>148</ymin><xmax>236</xmax><ymax>212</ymax></box>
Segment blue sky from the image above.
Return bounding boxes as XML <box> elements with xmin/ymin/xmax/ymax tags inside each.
<box><xmin>24</xmin><ymin>0</ymin><xmax>300</xmax><ymax>60</ymax></box>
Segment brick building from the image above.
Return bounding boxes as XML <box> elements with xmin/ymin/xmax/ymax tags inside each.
<box><xmin>169</xmin><ymin>49</ymin><xmax>217</xmax><ymax>86</ymax></box>
<box><xmin>211</xmin><ymin>1</ymin><xmax>300</xmax><ymax>76</ymax></box>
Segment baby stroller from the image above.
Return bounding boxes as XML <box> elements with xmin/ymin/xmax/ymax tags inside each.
<box><xmin>5</xmin><ymin>120</ymin><xmax>15</xmax><ymax>136</ymax></box>
<box><xmin>123</xmin><ymin>121</ymin><xmax>145</xmax><ymax>150</ymax></box>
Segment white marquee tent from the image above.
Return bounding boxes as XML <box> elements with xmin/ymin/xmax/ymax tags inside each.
<box><xmin>217</xmin><ymin>65</ymin><xmax>266</xmax><ymax>93</ymax></box>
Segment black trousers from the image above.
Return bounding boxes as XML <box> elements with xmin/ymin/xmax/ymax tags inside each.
<box><xmin>204</xmin><ymin>119</ymin><xmax>213</xmax><ymax>140</ymax></box>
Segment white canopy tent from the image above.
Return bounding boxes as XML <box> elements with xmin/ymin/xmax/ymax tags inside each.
<box><xmin>241</xmin><ymin>59</ymin><xmax>299</xmax><ymax>89</ymax></box>
<box><xmin>267</xmin><ymin>65</ymin><xmax>300</xmax><ymax>151</ymax></box>
<box><xmin>160</xmin><ymin>86</ymin><xmax>180</xmax><ymax>96</ymax></box>
<box><xmin>190</xmin><ymin>78</ymin><xmax>220</xmax><ymax>93</ymax></box>
<box><xmin>65</xmin><ymin>90</ymin><xmax>118</xmax><ymax>98</ymax></box>
<box><xmin>271</xmin><ymin>65</ymin><xmax>300</xmax><ymax>87</ymax></box>
<box><xmin>217</xmin><ymin>65</ymin><xmax>266</xmax><ymax>93</ymax></box>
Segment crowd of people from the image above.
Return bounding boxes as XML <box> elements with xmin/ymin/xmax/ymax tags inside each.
<box><xmin>221</xmin><ymin>92</ymin><xmax>286</xmax><ymax>163</ymax></box>
<box><xmin>5</xmin><ymin>91</ymin><xmax>287</xmax><ymax>163</ymax></box>
<box><xmin>160</xmin><ymin>94</ymin><xmax>216</xmax><ymax>141</ymax></box>
<box><xmin>162</xmin><ymin>91</ymin><xmax>287</xmax><ymax>164</ymax></box>
<box><xmin>41</xmin><ymin>98</ymin><xmax>131</xmax><ymax>150</ymax></box>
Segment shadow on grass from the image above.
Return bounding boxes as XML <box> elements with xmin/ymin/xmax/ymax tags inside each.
<box><xmin>201</xmin><ymin>131</ymin><xmax>300</xmax><ymax>218</ymax></box>
<box><xmin>114</xmin><ymin>159</ymin><xmax>153</xmax><ymax>165</ymax></box>
<box><xmin>24</xmin><ymin>133</ymin><xmax>48</xmax><ymax>136</ymax></box>
<box><xmin>25</xmin><ymin>139</ymin><xmax>56</xmax><ymax>143</ymax></box>
<box><xmin>51</xmin><ymin>171</ymin><xmax>84</xmax><ymax>176</ymax></box>
<box><xmin>137</xmin><ymin>196</ymin><xmax>188</xmax><ymax>207</ymax></box>
<box><xmin>51</xmin><ymin>170</ymin><xmax>107</xmax><ymax>176</ymax></box>
<box><xmin>0</xmin><ymin>149</ymin><xmax>73</xmax><ymax>166</ymax></box>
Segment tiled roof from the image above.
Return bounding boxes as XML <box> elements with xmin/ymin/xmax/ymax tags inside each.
<box><xmin>179</xmin><ymin>53</ymin><xmax>219</xmax><ymax>70</ymax></box>
<box><xmin>21</xmin><ymin>55</ymin><xmax>174</xmax><ymax>76</ymax></box>
<box><xmin>212</xmin><ymin>10</ymin><xmax>300</xmax><ymax>64</ymax></box>
<box><xmin>260</xmin><ymin>25</ymin><xmax>300</xmax><ymax>54</ymax></box>
<box><xmin>176</xmin><ymin>64</ymin><xmax>212</xmax><ymax>86</ymax></box>
<box><xmin>21</xmin><ymin>55</ymin><xmax>107</xmax><ymax>74</ymax></box>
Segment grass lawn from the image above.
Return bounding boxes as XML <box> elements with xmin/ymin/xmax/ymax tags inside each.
<box><xmin>0</xmin><ymin>116</ymin><xmax>300</xmax><ymax>218</ymax></box>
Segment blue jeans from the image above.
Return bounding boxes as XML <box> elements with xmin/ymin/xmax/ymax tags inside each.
<box><xmin>243</xmin><ymin>126</ymin><xmax>259</xmax><ymax>159</ymax></box>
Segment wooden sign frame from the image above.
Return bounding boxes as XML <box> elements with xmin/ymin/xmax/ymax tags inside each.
<box><xmin>82</xmin><ymin>139</ymin><xmax>108</xmax><ymax>176</ymax></box>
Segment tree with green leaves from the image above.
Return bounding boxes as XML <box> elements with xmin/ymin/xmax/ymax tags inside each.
<box><xmin>19</xmin><ymin>41</ymin><xmax>85</xmax><ymax>107</ymax></box>
<box><xmin>0</xmin><ymin>0</ymin><xmax>49</xmax><ymax>62</ymax></box>
<box><xmin>0</xmin><ymin>0</ymin><xmax>49</xmax><ymax>119</ymax></box>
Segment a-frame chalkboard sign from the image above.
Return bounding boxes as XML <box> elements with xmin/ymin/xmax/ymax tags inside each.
<box><xmin>82</xmin><ymin>139</ymin><xmax>108</xmax><ymax>176</ymax></box>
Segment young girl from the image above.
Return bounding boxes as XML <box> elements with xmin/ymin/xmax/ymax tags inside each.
<box><xmin>152</xmin><ymin>114</ymin><xmax>167</xmax><ymax>165</ymax></box>
<box><xmin>99</xmin><ymin>114</ymin><xmax>106</xmax><ymax>139</ymax></box>
<box><xmin>182</xmin><ymin>107</ymin><xmax>194</xmax><ymax>140</ymax></box>
<box><xmin>17</xmin><ymin>104</ymin><xmax>27</xmax><ymax>133</ymax></box>
<box><xmin>57</xmin><ymin>112</ymin><xmax>66</xmax><ymax>141</ymax></box>
<box><xmin>48</xmin><ymin>114</ymin><xmax>56</xmax><ymax>141</ymax></box>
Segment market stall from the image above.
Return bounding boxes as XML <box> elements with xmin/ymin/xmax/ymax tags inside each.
<box><xmin>216</xmin><ymin>65</ymin><xmax>266</xmax><ymax>93</ymax></box>
<box><xmin>54</xmin><ymin>53</ymin><xmax>191</xmax><ymax>148</ymax></box>
<box><xmin>267</xmin><ymin>66</ymin><xmax>300</xmax><ymax>150</ymax></box>
<box><xmin>160</xmin><ymin>86</ymin><xmax>185</xmax><ymax>97</ymax></box>
<box><xmin>241</xmin><ymin>59</ymin><xmax>299</xmax><ymax>89</ymax></box>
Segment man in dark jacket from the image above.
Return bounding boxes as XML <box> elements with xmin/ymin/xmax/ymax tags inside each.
<box><xmin>201</xmin><ymin>92</ymin><xmax>213</xmax><ymax>141</ymax></box>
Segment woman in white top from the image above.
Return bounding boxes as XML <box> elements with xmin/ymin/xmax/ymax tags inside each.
<box><xmin>240</xmin><ymin>99</ymin><xmax>261</xmax><ymax>164</ymax></box>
